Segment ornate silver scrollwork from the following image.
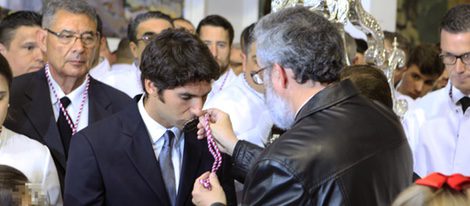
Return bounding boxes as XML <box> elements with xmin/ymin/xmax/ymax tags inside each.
<box><xmin>270</xmin><ymin>0</ymin><xmax>408</xmax><ymax>117</ymax></box>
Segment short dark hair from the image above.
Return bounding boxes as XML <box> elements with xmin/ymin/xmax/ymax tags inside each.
<box><xmin>196</xmin><ymin>15</ymin><xmax>234</xmax><ymax>45</ymax></box>
<box><xmin>0</xmin><ymin>165</ymin><xmax>29</xmax><ymax>206</ymax></box>
<box><xmin>355</xmin><ymin>38</ymin><xmax>368</xmax><ymax>54</ymax></box>
<box><xmin>240</xmin><ymin>23</ymin><xmax>256</xmax><ymax>55</ymax></box>
<box><xmin>340</xmin><ymin>65</ymin><xmax>393</xmax><ymax>108</ymax></box>
<box><xmin>0</xmin><ymin>11</ymin><xmax>42</xmax><ymax>48</ymax></box>
<box><xmin>140</xmin><ymin>29</ymin><xmax>219</xmax><ymax>96</ymax></box>
<box><xmin>255</xmin><ymin>7</ymin><xmax>344</xmax><ymax>84</ymax></box>
<box><xmin>172</xmin><ymin>17</ymin><xmax>192</xmax><ymax>25</ymax></box>
<box><xmin>440</xmin><ymin>4</ymin><xmax>470</xmax><ymax>33</ymax></box>
<box><xmin>127</xmin><ymin>11</ymin><xmax>173</xmax><ymax>43</ymax></box>
<box><xmin>96</xmin><ymin>14</ymin><xmax>103</xmax><ymax>35</ymax></box>
<box><xmin>0</xmin><ymin>54</ymin><xmax>12</xmax><ymax>88</ymax></box>
<box><xmin>407</xmin><ymin>43</ymin><xmax>444</xmax><ymax>77</ymax></box>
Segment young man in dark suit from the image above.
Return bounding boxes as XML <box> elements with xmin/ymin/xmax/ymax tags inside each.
<box><xmin>64</xmin><ymin>29</ymin><xmax>236</xmax><ymax>206</ymax></box>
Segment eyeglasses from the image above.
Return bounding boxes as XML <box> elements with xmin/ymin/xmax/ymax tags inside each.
<box><xmin>136</xmin><ymin>33</ymin><xmax>157</xmax><ymax>44</ymax></box>
<box><xmin>250</xmin><ymin>66</ymin><xmax>269</xmax><ymax>85</ymax></box>
<box><xmin>46</xmin><ymin>28</ymin><xmax>99</xmax><ymax>47</ymax></box>
<box><xmin>440</xmin><ymin>52</ymin><xmax>470</xmax><ymax>66</ymax></box>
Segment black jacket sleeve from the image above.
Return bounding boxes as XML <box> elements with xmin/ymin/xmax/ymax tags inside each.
<box><xmin>231</xmin><ymin>140</ymin><xmax>263</xmax><ymax>183</ymax></box>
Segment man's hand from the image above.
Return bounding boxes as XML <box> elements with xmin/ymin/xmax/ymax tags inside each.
<box><xmin>192</xmin><ymin>172</ymin><xmax>227</xmax><ymax>206</ymax></box>
<box><xmin>197</xmin><ymin>108</ymin><xmax>238</xmax><ymax>156</ymax></box>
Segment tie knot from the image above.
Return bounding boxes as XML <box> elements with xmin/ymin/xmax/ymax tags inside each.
<box><xmin>162</xmin><ymin>130</ymin><xmax>175</xmax><ymax>147</ymax></box>
<box><xmin>459</xmin><ymin>96</ymin><xmax>470</xmax><ymax>113</ymax></box>
<box><xmin>60</xmin><ymin>97</ymin><xmax>71</xmax><ymax>108</ymax></box>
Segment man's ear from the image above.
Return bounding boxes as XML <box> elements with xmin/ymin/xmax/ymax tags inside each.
<box><xmin>241</xmin><ymin>52</ymin><xmax>247</xmax><ymax>72</ymax></box>
<box><xmin>37</xmin><ymin>29</ymin><xmax>47</xmax><ymax>53</ymax></box>
<box><xmin>272</xmin><ymin>63</ymin><xmax>288</xmax><ymax>89</ymax></box>
<box><xmin>0</xmin><ymin>43</ymin><xmax>7</xmax><ymax>56</ymax></box>
<box><xmin>144</xmin><ymin>79</ymin><xmax>157</xmax><ymax>96</ymax></box>
<box><xmin>129</xmin><ymin>41</ymin><xmax>139</xmax><ymax>59</ymax></box>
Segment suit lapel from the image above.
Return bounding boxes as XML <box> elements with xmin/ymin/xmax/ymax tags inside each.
<box><xmin>176</xmin><ymin>130</ymin><xmax>204</xmax><ymax>206</ymax></box>
<box><xmin>88</xmin><ymin>78</ymin><xmax>113</xmax><ymax>123</ymax></box>
<box><xmin>23</xmin><ymin>71</ymin><xmax>66</xmax><ymax>169</ymax></box>
<box><xmin>123</xmin><ymin>105</ymin><xmax>170</xmax><ymax>205</ymax></box>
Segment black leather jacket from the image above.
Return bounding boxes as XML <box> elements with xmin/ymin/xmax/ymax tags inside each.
<box><xmin>231</xmin><ymin>80</ymin><xmax>413</xmax><ymax>206</ymax></box>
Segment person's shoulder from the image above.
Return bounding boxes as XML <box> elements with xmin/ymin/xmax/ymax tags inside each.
<box><xmin>75</xmin><ymin>106</ymin><xmax>135</xmax><ymax>146</ymax></box>
<box><xmin>11</xmin><ymin>70</ymin><xmax>43</xmax><ymax>91</ymax></box>
<box><xmin>2</xmin><ymin>127</ymin><xmax>50</xmax><ymax>155</ymax></box>
<box><xmin>90</xmin><ymin>77</ymin><xmax>133</xmax><ymax>103</ymax></box>
<box><xmin>413</xmin><ymin>87</ymin><xmax>448</xmax><ymax>110</ymax></box>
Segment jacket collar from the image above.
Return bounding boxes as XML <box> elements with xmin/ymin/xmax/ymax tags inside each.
<box><xmin>22</xmin><ymin>70</ymin><xmax>115</xmax><ymax>170</ymax></box>
<box><xmin>121</xmin><ymin>104</ymin><xmax>203</xmax><ymax>206</ymax></box>
<box><xmin>295</xmin><ymin>79</ymin><xmax>359</xmax><ymax>123</ymax></box>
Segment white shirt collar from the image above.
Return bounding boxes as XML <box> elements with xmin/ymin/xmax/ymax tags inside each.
<box><xmin>449</xmin><ymin>83</ymin><xmax>468</xmax><ymax>105</ymax></box>
<box><xmin>47</xmin><ymin>67</ymin><xmax>89</xmax><ymax>109</ymax></box>
<box><xmin>137</xmin><ymin>95</ymin><xmax>182</xmax><ymax>145</ymax></box>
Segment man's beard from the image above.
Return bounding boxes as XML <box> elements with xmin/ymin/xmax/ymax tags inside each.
<box><xmin>264</xmin><ymin>80</ymin><xmax>295</xmax><ymax>130</ymax></box>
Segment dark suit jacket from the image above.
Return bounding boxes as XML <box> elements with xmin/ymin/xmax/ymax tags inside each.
<box><xmin>64</xmin><ymin>103</ymin><xmax>236</xmax><ymax>206</ymax></box>
<box><xmin>5</xmin><ymin>69</ymin><xmax>133</xmax><ymax>188</ymax></box>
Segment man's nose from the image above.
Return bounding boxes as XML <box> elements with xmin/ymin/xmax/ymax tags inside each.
<box><xmin>209</xmin><ymin>44</ymin><xmax>218</xmax><ymax>58</ymax></box>
<box><xmin>190</xmin><ymin>98</ymin><xmax>204</xmax><ymax>117</ymax></box>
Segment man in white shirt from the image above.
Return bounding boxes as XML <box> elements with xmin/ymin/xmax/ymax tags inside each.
<box><xmin>204</xmin><ymin>23</ymin><xmax>272</xmax><ymax>148</ymax></box>
<box><xmin>197</xmin><ymin>15</ymin><xmax>237</xmax><ymax>101</ymax></box>
<box><xmin>99</xmin><ymin>11</ymin><xmax>174</xmax><ymax>98</ymax></box>
<box><xmin>64</xmin><ymin>29</ymin><xmax>236</xmax><ymax>206</ymax></box>
<box><xmin>203</xmin><ymin>23</ymin><xmax>273</xmax><ymax>203</ymax></box>
<box><xmin>396</xmin><ymin>44</ymin><xmax>444</xmax><ymax>97</ymax></box>
<box><xmin>402</xmin><ymin>4</ymin><xmax>470</xmax><ymax>177</ymax></box>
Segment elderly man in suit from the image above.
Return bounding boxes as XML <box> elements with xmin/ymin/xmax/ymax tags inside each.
<box><xmin>5</xmin><ymin>0</ymin><xmax>132</xmax><ymax>191</ymax></box>
<box><xmin>64</xmin><ymin>29</ymin><xmax>236</xmax><ymax>206</ymax></box>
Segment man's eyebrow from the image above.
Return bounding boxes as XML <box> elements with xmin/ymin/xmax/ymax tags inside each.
<box><xmin>142</xmin><ymin>32</ymin><xmax>157</xmax><ymax>36</ymax></box>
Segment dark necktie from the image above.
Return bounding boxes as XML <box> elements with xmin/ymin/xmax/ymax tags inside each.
<box><xmin>159</xmin><ymin>130</ymin><xmax>176</xmax><ymax>206</ymax></box>
<box><xmin>460</xmin><ymin>96</ymin><xmax>470</xmax><ymax>114</ymax></box>
<box><xmin>57</xmin><ymin>97</ymin><xmax>72</xmax><ymax>156</ymax></box>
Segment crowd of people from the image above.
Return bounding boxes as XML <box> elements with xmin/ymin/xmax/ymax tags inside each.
<box><xmin>0</xmin><ymin>0</ymin><xmax>469</xmax><ymax>205</ymax></box>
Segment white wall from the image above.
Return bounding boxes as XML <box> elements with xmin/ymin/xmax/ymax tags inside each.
<box><xmin>184</xmin><ymin>0</ymin><xmax>259</xmax><ymax>44</ymax></box>
<box><xmin>184</xmin><ymin>0</ymin><xmax>396</xmax><ymax>42</ymax></box>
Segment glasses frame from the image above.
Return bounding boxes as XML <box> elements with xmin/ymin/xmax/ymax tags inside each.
<box><xmin>46</xmin><ymin>28</ymin><xmax>100</xmax><ymax>47</ymax></box>
<box><xmin>250</xmin><ymin>66</ymin><xmax>269</xmax><ymax>85</ymax></box>
<box><xmin>440</xmin><ymin>52</ymin><xmax>470</xmax><ymax>66</ymax></box>
<box><xmin>136</xmin><ymin>33</ymin><xmax>158</xmax><ymax>44</ymax></box>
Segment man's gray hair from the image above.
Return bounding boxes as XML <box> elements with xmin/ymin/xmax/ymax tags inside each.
<box><xmin>254</xmin><ymin>6</ymin><xmax>344</xmax><ymax>84</ymax></box>
<box><xmin>42</xmin><ymin>0</ymin><xmax>98</xmax><ymax>30</ymax></box>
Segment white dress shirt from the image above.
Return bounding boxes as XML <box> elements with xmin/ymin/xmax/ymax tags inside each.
<box><xmin>100</xmin><ymin>63</ymin><xmax>143</xmax><ymax>98</ymax></box>
<box><xmin>402</xmin><ymin>82</ymin><xmax>470</xmax><ymax>176</ymax></box>
<box><xmin>48</xmin><ymin>73</ymin><xmax>89</xmax><ymax>133</ymax></box>
<box><xmin>394</xmin><ymin>90</ymin><xmax>416</xmax><ymax>113</ymax></box>
<box><xmin>0</xmin><ymin>126</ymin><xmax>62</xmax><ymax>205</ymax></box>
<box><xmin>206</xmin><ymin>68</ymin><xmax>237</xmax><ymax>103</ymax></box>
<box><xmin>204</xmin><ymin>75</ymin><xmax>273</xmax><ymax>147</ymax></box>
<box><xmin>137</xmin><ymin>95</ymin><xmax>185</xmax><ymax>193</ymax></box>
<box><xmin>89</xmin><ymin>57</ymin><xmax>111</xmax><ymax>82</ymax></box>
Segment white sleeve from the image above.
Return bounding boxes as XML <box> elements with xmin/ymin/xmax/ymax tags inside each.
<box><xmin>41</xmin><ymin>146</ymin><xmax>63</xmax><ymax>206</ymax></box>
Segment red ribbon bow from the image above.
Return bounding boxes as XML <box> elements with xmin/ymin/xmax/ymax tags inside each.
<box><xmin>415</xmin><ymin>172</ymin><xmax>470</xmax><ymax>191</ymax></box>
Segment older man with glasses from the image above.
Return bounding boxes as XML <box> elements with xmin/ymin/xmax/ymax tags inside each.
<box><xmin>5</xmin><ymin>0</ymin><xmax>132</xmax><ymax>192</ymax></box>
<box><xmin>403</xmin><ymin>4</ymin><xmax>470</xmax><ymax>178</ymax></box>
<box><xmin>192</xmin><ymin>7</ymin><xmax>412</xmax><ymax>206</ymax></box>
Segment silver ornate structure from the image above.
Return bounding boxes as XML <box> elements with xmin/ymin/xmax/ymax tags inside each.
<box><xmin>271</xmin><ymin>0</ymin><xmax>407</xmax><ymax>117</ymax></box>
